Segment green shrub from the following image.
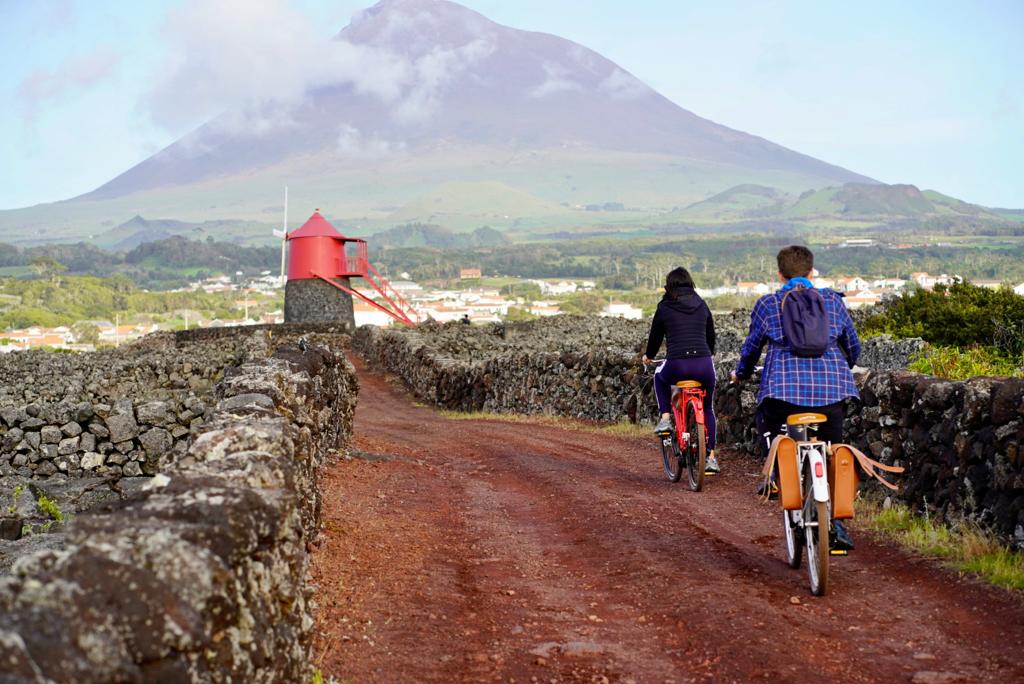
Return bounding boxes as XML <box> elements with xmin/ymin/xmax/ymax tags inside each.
<box><xmin>861</xmin><ymin>281</ymin><xmax>1024</xmax><ymax>355</ymax></box>
<box><xmin>909</xmin><ymin>345</ymin><xmax>1024</xmax><ymax>380</ymax></box>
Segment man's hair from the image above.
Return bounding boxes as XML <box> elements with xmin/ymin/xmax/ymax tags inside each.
<box><xmin>777</xmin><ymin>245</ymin><xmax>814</xmax><ymax>279</ymax></box>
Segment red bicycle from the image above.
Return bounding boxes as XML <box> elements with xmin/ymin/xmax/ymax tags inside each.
<box><xmin>650</xmin><ymin>360</ymin><xmax>707</xmax><ymax>490</ymax></box>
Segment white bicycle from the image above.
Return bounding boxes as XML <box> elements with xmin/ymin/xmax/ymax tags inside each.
<box><xmin>775</xmin><ymin>413</ymin><xmax>846</xmax><ymax>596</ymax></box>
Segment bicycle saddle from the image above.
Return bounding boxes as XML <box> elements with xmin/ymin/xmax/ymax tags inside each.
<box><xmin>787</xmin><ymin>413</ymin><xmax>828</xmax><ymax>426</ymax></box>
<box><xmin>676</xmin><ymin>380</ymin><xmax>702</xmax><ymax>389</ymax></box>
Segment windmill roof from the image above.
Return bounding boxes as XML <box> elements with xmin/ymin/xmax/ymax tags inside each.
<box><xmin>288</xmin><ymin>210</ymin><xmax>362</xmax><ymax>241</ymax></box>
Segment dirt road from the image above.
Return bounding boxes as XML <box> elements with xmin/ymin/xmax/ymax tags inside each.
<box><xmin>311</xmin><ymin>358</ymin><xmax>1024</xmax><ymax>682</ymax></box>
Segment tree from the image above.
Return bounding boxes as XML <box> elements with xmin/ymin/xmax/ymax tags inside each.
<box><xmin>71</xmin><ymin>321</ymin><xmax>100</xmax><ymax>345</ymax></box>
<box><xmin>29</xmin><ymin>257</ymin><xmax>67</xmax><ymax>284</ymax></box>
<box><xmin>560</xmin><ymin>291</ymin><xmax>605</xmax><ymax>315</ymax></box>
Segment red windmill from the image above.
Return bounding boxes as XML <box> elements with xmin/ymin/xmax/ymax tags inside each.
<box><xmin>283</xmin><ymin>209</ymin><xmax>419</xmax><ymax>327</ymax></box>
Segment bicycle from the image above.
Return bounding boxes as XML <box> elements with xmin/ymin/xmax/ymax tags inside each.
<box><xmin>647</xmin><ymin>360</ymin><xmax>707</xmax><ymax>491</ymax></box>
<box><xmin>769</xmin><ymin>413</ymin><xmax>846</xmax><ymax>596</ymax></box>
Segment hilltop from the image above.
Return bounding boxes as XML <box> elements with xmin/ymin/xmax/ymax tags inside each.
<box><xmin>0</xmin><ymin>0</ymin><xmax>872</xmax><ymax>244</ymax></box>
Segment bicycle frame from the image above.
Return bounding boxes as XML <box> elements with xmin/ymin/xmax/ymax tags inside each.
<box><xmin>799</xmin><ymin>441</ymin><xmax>831</xmax><ymax>505</ymax></box>
<box><xmin>671</xmin><ymin>386</ymin><xmax>706</xmax><ymax>445</ymax></box>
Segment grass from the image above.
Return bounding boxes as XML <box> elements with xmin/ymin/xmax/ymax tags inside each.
<box><xmin>437</xmin><ymin>409</ymin><xmax>651</xmax><ymax>439</ymax></box>
<box><xmin>857</xmin><ymin>498</ymin><xmax>1024</xmax><ymax>590</ymax></box>
<box><xmin>908</xmin><ymin>345</ymin><xmax>1024</xmax><ymax>380</ymax></box>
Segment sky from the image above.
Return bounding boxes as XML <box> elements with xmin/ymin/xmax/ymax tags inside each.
<box><xmin>1</xmin><ymin>0</ymin><xmax>1021</xmax><ymax>210</ymax></box>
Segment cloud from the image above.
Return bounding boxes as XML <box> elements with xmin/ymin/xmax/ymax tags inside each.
<box><xmin>530</xmin><ymin>62</ymin><xmax>583</xmax><ymax>98</ymax></box>
<box><xmin>336</xmin><ymin>123</ymin><xmax>406</xmax><ymax>159</ymax></box>
<box><xmin>598</xmin><ymin>69</ymin><xmax>651</xmax><ymax>100</ymax></box>
<box><xmin>146</xmin><ymin>0</ymin><xmax>411</xmax><ymax>135</ymax></box>
<box><xmin>17</xmin><ymin>47</ymin><xmax>121</xmax><ymax>120</ymax></box>
<box><xmin>147</xmin><ymin>0</ymin><xmax>495</xmax><ymax>136</ymax></box>
<box><xmin>392</xmin><ymin>39</ymin><xmax>495</xmax><ymax>124</ymax></box>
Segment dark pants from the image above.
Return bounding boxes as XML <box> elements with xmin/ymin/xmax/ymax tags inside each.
<box><xmin>756</xmin><ymin>398</ymin><xmax>845</xmax><ymax>456</ymax></box>
<box><xmin>654</xmin><ymin>357</ymin><xmax>717</xmax><ymax>449</ymax></box>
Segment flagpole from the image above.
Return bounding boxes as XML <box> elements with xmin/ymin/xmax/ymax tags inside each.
<box><xmin>279</xmin><ymin>186</ymin><xmax>289</xmax><ymax>286</ymax></box>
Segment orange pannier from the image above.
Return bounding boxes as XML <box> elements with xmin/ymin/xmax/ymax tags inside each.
<box><xmin>775</xmin><ymin>436</ymin><xmax>802</xmax><ymax>511</ymax></box>
<box><xmin>829</xmin><ymin>445</ymin><xmax>858</xmax><ymax>520</ymax></box>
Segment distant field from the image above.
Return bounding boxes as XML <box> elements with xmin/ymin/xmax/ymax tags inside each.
<box><xmin>0</xmin><ymin>266</ymin><xmax>32</xmax><ymax>278</ymax></box>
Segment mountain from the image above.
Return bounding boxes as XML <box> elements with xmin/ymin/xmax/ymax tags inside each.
<box><xmin>0</xmin><ymin>0</ymin><xmax>880</xmax><ymax>243</ymax></box>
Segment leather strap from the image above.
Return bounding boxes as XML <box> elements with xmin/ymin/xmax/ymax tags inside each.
<box><xmin>831</xmin><ymin>443</ymin><xmax>905</xmax><ymax>492</ymax></box>
<box><xmin>760</xmin><ymin>438</ymin><xmax>905</xmax><ymax>495</ymax></box>
<box><xmin>759</xmin><ymin>434</ymin><xmax>789</xmax><ymax>501</ymax></box>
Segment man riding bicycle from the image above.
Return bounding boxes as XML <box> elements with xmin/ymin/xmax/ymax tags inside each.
<box><xmin>730</xmin><ymin>245</ymin><xmax>860</xmax><ymax>549</ymax></box>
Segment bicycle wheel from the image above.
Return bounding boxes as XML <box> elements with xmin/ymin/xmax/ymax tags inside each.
<box><xmin>803</xmin><ymin>460</ymin><xmax>830</xmax><ymax>596</ymax></box>
<box><xmin>784</xmin><ymin>509</ymin><xmax>802</xmax><ymax>569</ymax></box>
<box><xmin>685</xmin><ymin>402</ymin><xmax>706</xmax><ymax>492</ymax></box>
<box><xmin>659</xmin><ymin>430</ymin><xmax>684</xmax><ymax>483</ymax></box>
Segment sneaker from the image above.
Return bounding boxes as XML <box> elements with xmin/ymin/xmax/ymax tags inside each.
<box><xmin>654</xmin><ymin>416</ymin><xmax>673</xmax><ymax>434</ymax></box>
<box><xmin>832</xmin><ymin>520</ymin><xmax>855</xmax><ymax>551</ymax></box>
<box><xmin>756</xmin><ymin>479</ymin><xmax>779</xmax><ymax>500</ymax></box>
<box><xmin>705</xmin><ymin>450</ymin><xmax>720</xmax><ymax>475</ymax></box>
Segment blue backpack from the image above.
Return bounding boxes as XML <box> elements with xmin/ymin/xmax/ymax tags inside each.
<box><xmin>780</xmin><ymin>286</ymin><xmax>830</xmax><ymax>358</ymax></box>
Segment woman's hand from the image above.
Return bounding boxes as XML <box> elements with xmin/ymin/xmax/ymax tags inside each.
<box><xmin>642</xmin><ymin>355</ymin><xmax>652</xmax><ymax>366</ymax></box>
<box><xmin>730</xmin><ymin>371</ymin><xmax>740</xmax><ymax>384</ymax></box>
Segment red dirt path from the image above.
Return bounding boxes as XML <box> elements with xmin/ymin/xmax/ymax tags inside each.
<box><xmin>311</xmin><ymin>358</ymin><xmax>1024</xmax><ymax>682</ymax></box>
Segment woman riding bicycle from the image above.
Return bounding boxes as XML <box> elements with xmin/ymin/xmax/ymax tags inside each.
<box><xmin>642</xmin><ymin>267</ymin><xmax>719</xmax><ymax>473</ymax></box>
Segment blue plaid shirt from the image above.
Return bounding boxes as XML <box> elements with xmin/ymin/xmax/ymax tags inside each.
<box><xmin>735</xmin><ymin>288</ymin><xmax>861</xmax><ymax>406</ymax></box>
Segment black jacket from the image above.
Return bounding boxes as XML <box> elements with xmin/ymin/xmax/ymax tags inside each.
<box><xmin>644</xmin><ymin>287</ymin><xmax>715</xmax><ymax>359</ymax></box>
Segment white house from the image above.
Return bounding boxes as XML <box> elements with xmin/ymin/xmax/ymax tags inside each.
<box><xmin>812</xmin><ymin>277</ymin><xmax>836</xmax><ymax>290</ymax></box>
<box><xmin>972</xmin><ymin>279</ymin><xmax>1005</xmax><ymax>290</ymax></box>
<box><xmin>600</xmin><ymin>301</ymin><xmax>643</xmax><ymax>320</ymax></box>
<box><xmin>529</xmin><ymin>302</ymin><xmax>563</xmax><ymax>317</ymax></box>
<box><xmin>353</xmin><ymin>301</ymin><xmax>396</xmax><ymax>327</ymax></box>
<box><xmin>844</xmin><ymin>289</ymin><xmax>881</xmax><ymax>309</ymax></box>
<box><xmin>911</xmin><ymin>272</ymin><xmax>959</xmax><ymax>290</ymax></box>
<box><xmin>696</xmin><ymin>285</ymin><xmax>738</xmax><ymax>298</ymax></box>
<box><xmin>531</xmin><ymin>280</ymin><xmax>578</xmax><ymax>296</ymax></box>
<box><xmin>833</xmin><ymin>277</ymin><xmax>871</xmax><ymax>293</ymax></box>
<box><xmin>871</xmin><ymin>278</ymin><xmax>907</xmax><ymax>291</ymax></box>
<box><xmin>1014</xmin><ymin>283</ymin><xmax>1024</xmax><ymax>296</ymax></box>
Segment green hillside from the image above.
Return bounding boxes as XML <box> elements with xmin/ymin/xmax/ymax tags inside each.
<box><xmin>669</xmin><ymin>184</ymin><xmax>789</xmax><ymax>222</ymax></box>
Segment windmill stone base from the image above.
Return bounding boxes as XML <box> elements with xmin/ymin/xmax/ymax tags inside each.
<box><xmin>284</xmin><ymin>278</ymin><xmax>355</xmax><ymax>331</ymax></box>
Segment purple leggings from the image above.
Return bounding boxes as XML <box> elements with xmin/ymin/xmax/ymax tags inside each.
<box><xmin>654</xmin><ymin>357</ymin><xmax>717</xmax><ymax>449</ymax></box>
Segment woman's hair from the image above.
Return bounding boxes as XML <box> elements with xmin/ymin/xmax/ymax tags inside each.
<box><xmin>664</xmin><ymin>267</ymin><xmax>695</xmax><ymax>297</ymax></box>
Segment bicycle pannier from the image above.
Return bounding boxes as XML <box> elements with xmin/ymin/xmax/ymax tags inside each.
<box><xmin>776</xmin><ymin>436</ymin><xmax>802</xmax><ymax>510</ymax></box>
<box><xmin>830</xmin><ymin>445</ymin><xmax>858</xmax><ymax>519</ymax></box>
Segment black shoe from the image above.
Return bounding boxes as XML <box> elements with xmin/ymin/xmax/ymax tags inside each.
<box><xmin>756</xmin><ymin>479</ymin><xmax>779</xmax><ymax>500</ymax></box>
<box><xmin>832</xmin><ymin>520</ymin><xmax>855</xmax><ymax>551</ymax></box>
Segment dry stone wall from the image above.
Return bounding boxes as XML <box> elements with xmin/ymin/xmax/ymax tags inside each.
<box><xmin>355</xmin><ymin>317</ymin><xmax>1024</xmax><ymax>547</ymax></box>
<box><xmin>0</xmin><ymin>333</ymin><xmax>244</xmax><ymax>481</ymax></box>
<box><xmin>0</xmin><ymin>328</ymin><xmax>356</xmax><ymax>682</ymax></box>
<box><xmin>0</xmin><ymin>324</ymin><xmax>350</xmax><ymax>481</ymax></box>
